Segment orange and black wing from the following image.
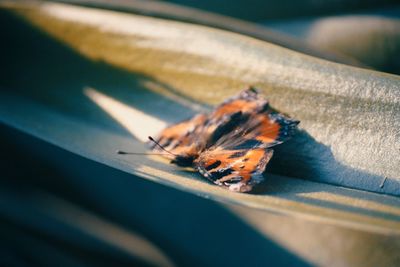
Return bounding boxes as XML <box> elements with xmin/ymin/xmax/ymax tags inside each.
<box><xmin>149</xmin><ymin>113</ymin><xmax>208</xmax><ymax>166</ymax></box>
<box><xmin>214</xmin><ymin>111</ymin><xmax>299</xmax><ymax>150</ymax></box>
<box><xmin>151</xmin><ymin>87</ymin><xmax>299</xmax><ymax>176</ymax></box>
<box><xmin>202</xmin><ymin>87</ymin><xmax>272</xmax><ymax>146</ymax></box>
<box><xmin>150</xmin><ymin>87</ymin><xmax>269</xmax><ymax>164</ymax></box>
<box><xmin>195</xmin><ymin>147</ymin><xmax>274</xmax><ymax>192</ymax></box>
<box><xmin>195</xmin><ymin>103</ymin><xmax>299</xmax><ymax>192</ymax></box>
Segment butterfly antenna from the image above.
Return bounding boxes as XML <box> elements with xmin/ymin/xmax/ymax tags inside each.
<box><xmin>148</xmin><ymin>136</ymin><xmax>177</xmax><ymax>156</ymax></box>
<box><xmin>116</xmin><ymin>150</ymin><xmax>166</xmax><ymax>155</ymax></box>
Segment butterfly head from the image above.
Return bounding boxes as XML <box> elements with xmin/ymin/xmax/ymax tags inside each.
<box><xmin>170</xmin><ymin>155</ymin><xmax>196</xmax><ymax>167</ymax></box>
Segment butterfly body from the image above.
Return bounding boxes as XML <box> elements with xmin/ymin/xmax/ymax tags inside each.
<box><xmin>150</xmin><ymin>87</ymin><xmax>299</xmax><ymax>193</ymax></box>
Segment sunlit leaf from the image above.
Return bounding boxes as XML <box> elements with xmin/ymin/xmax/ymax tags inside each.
<box><xmin>0</xmin><ymin>2</ymin><xmax>399</xmax><ymax>234</ymax></box>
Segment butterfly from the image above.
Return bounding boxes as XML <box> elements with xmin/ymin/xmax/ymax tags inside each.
<box><xmin>149</xmin><ymin>87</ymin><xmax>299</xmax><ymax>192</ymax></box>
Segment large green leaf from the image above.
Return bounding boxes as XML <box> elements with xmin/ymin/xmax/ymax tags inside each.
<box><xmin>0</xmin><ymin>2</ymin><xmax>399</xmax><ymax>235</ymax></box>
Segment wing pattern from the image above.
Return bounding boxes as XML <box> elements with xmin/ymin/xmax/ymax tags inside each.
<box><xmin>150</xmin><ymin>87</ymin><xmax>299</xmax><ymax>192</ymax></box>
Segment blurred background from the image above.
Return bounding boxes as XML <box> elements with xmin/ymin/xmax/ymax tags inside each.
<box><xmin>165</xmin><ymin>0</ymin><xmax>400</xmax><ymax>74</ymax></box>
<box><xmin>1</xmin><ymin>1</ymin><xmax>400</xmax><ymax>266</ymax></box>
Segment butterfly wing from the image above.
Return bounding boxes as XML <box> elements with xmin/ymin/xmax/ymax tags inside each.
<box><xmin>150</xmin><ymin>87</ymin><xmax>268</xmax><ymax>165</ymax></box>
<box><xmin>214</xmin><ymin>111</ymin><xmax>300</xmax><ymax>150</ymax></box>
<box><xmin>203</xmin><ymin>87</ymin><xmax>271</xmax><ymax>145</ymax></box>
<box><xmin>149</xmin><ymin>113</ymin><xmax>208</xmax><ymax>166</ymax></box>
<box><xmin>211</xmin><ymin>87</ymin><xmax>268</xmax><ymax>119</ymax></box>
<box><xmin>195</xmin><ymin>147</ymin><xmax>274</xmax><ymax>192</ymax></box>
<box><xmin>195</xmin><ymin>101</ymin><xmax>299</xmax><ymax>192</ymax></box>
<box><xmin>151</xmin><ymin>86</ymin><xmax>299</xmax><ymax>188</ymax></box>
